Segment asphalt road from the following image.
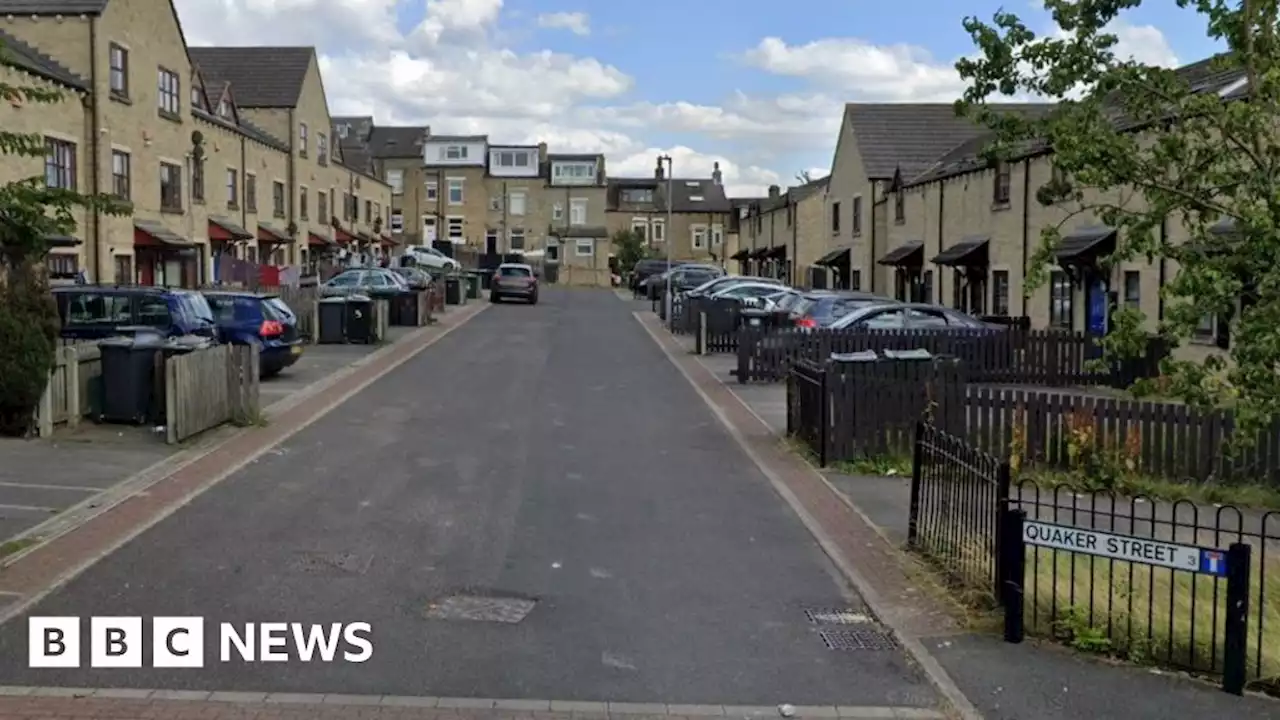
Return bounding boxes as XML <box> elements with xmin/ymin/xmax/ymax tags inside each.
<box><xmin>0</xmin><ymin>289</ymin><xmax>937</xmax><ymax>708</ymax></box>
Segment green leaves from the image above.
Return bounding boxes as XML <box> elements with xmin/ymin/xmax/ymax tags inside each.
<box><xmin>611</xmin><ymin>228</ymin><xmax>649</xmax><ymax>274</ymax></box>
<box><xmin>957</xmin><ymin>1</ymin><xmax>1280</xmax><ymax>445</ymax></box>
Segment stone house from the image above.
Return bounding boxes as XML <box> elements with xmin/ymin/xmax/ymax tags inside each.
<box><xmin>605</xmin><ymin>159</ymin><xmax>733</xmax><ymax>266</ymax></box>
<box><xmin>733</xmin><ymin>175</ymin><xmax>829</xmax><ymax>286</ymax></box>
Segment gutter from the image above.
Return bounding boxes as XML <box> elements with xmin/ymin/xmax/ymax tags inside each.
<box><xmin>88</xmin><ymin>18</ymin><xmax>103</xmax><ymax>281</ymax></box>
<box><xmin>1021</xmin><ymin>158</ymin><xmax>1032</xmax><ymax>317</ymax></box>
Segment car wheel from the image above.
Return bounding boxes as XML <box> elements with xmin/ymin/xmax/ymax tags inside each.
<box><xmin>490</xmin><ymin>294</ymin><xmax>501</xmax><ymax>303</ymax></box>
<box><xmin>529</xmin><ymin>295</ymin><xmax>538</xmax><ymax>305</ymax></box>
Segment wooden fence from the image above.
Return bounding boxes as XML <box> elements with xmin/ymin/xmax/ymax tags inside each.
<box><xmin>35</xmin><ymin>344</ymin><xmax>104</xmax><ymax>437</ymax></box>
<box><xmin>164</xmin><ymin>344</ymin><xmax>260</xmax><ymax>444</ymax></box>
<box><xmin>735</xmin><ymin>325</ymin><xmax>1167</xmax><ymax>389</ymax></box>
<box><xmin>261</xmin><ymin>284</ymin><xmax>319</xmax><ymax>342</ymax></box>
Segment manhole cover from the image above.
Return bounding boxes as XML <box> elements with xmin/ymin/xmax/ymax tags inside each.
<box><xmin>290</xmin><ymin>552</ymin><xmax>372</xmax><ymax>575</ymax></box>
<box><xmin>424</xmin><ymin>594</ymin><xmax>536</xmax><ymax>623</ymax></box>
<box><xmin>819</xmin><ymin>630</ymin><xmax>899</xmax><ymax>650</ymax></box>
<box><xmin>804</xmin><ymin>608</ymin><xmax>873</xmax><ymax>625</ymax></box>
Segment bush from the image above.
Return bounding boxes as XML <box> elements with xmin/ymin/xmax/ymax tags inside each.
<box><xmin>0</xmin><ymin>263</ymin><xmax>57</xmax><ymax>436</ymax></box>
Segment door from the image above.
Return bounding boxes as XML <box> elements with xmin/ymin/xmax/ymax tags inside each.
<box><xmin>1086</xmin><ymin>275</ymin><xmax>1108</xmax><ymax>335</ymax></box>
<box><xmin>485</xmin><ymin>231</ymin><xmax>498</xmax><ymax>255</ymax></box>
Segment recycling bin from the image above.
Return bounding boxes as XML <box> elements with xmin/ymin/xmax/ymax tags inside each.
<box><xmin>97</xmin><ymin>334</ymin><xmax>166</xmax><ymax>424</ymax></box>
<box><xmin>444</xmin><ymin>277</ymin><xmax>462</xmax><ymax>305</ymax></box>
<box><xmin>345</xmin><ymin>293</ymin><xmax>375</xmax><ymax>344</ymax></box>
<box><xmin>477</xmin><ymin>269</ymin><xmax>495</xmax><ymax>291</ymax></box>
<box><xmin>464</xmin><ymin>272</ymin><xmax>481</xmax><ymax>299</ymax></box>
<box><xmin>318</xmin><ymin>296</ymin><xmax>348</xmax><ymax>344</ymax></box>
<box><xmin>393</xmin><ymin>291</ymin><xmax>425</xmax><ymax>326</ymax></box>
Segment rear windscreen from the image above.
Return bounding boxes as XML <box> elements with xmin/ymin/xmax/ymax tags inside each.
<box><xmin>500</xmin><ymin>267</ymin><xmax>532</xmax><ymax>277</ymax></box>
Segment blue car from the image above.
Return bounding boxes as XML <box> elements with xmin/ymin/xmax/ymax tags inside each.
<box><xmin>202</xmin><ymin>291</ymin><xmax>304</xmax><ymax>377</ymax></box>
<box><xmin>53</xmin><ymin>285</ymin><xmax>218</xmax><ymax>340</ymax></box>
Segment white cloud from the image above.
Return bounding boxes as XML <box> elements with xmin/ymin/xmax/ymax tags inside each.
<box><xmin>537</xmin><ymin>11</ymin><xmax>590</xmax><ymax>36</ymax></box>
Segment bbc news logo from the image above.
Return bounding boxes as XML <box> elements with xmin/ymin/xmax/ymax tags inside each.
<box><xmin>28</xmin><ymin>617</ymin><xmax>373</xmax><ymax>668</ymax></box>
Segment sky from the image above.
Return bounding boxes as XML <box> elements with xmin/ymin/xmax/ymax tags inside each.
<box><xmin>173</xmin><ymin>0</ymin><xmax>1223</xmax><ymax>197</ymax></box>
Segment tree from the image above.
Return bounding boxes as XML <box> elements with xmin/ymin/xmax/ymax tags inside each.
<box><xmin>955</xmin><ymin>1</ymin><xmax>1280</xmax><ymax>440</ymax></box>
<box><xmin>611</xmin><ymin>228</ymin><xmax>650</xmax><ymax>274</ymax></box>
<box><xmin>795</xmin><ymin>170</ymin><xmax>813</xmax><ymax>184</ymax></box>
<box><xmin>0</xmin><ymin>41</ymin><xmax>127</xmax><ymax>435</ymax></box>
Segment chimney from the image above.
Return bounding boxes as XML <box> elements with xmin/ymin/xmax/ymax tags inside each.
<box><xmin>768</xmin><ymin>184</ymin><xmax>780</xmax><ymax>198</ymax></box>
<box><xmin>712</xmin><ymin>161</ymin><xmax>722</xmax><ymax>186</ymax></box>
<box><xmin>537</xmin><ymin>142</ymin><xmax>548</xmax><ymax>162</ymax></box>
<box><xmin>655</xmin><ymin>157</ymin><xmax>664</xmax><ymax>180</ymax></box>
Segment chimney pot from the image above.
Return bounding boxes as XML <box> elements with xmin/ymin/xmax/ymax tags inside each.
<box><xmin>712</xmin><ymin>161</ymin><xmax>723</xmax><ymax>186</ymax></box>
<box><xmin>655</xmin><ymin>157</ymin><xmax>664</xmax><ymax>180</ymax></box>
<box><xmin>768</xmin><ymin>184</ymin><xmax>780</xmax><ymax>198</ymax></box>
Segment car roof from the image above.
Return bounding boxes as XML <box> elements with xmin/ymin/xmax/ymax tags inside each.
<box><xmin>802</xmin><ymin>290</ymin><xmax>884</xmax><ymax>300</ymax></box>
<box><xmin>53</xmin><ymin>284</ymin><xmax>179</xmax><ymax>295</ymax></box>
<box><xmin>202</xmin><ymin>290</ymin><xmax>277</xmax><ymax>300</ymax></box>
<box><xmin>498</xmin><ymin>263</ymin><xmax>533</xmax><ymax>269</ymax></box>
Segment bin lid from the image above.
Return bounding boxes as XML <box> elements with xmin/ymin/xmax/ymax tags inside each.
<box><xmin>102</xmin><ymin>333</ymin><xmax>168</xmax><ymax>349</ymax></box>
<box><xmin>347</xmin><ymin>293</ymin><xmax>371</xmax><ymax>302</ymax></box>
<box><xmin>829</xmin><ymin>350</ymin><xmax>879</xmax><ymax>363</ymax></box>
<box><xmin>882</xmin><ymin>348</ymin><xmax>934</xmax><ymax>360</ymax></box>
<box><xmin>320</xmin><ymin>295</ymin><xmax>349</xmax><ymax>303</ymax></box>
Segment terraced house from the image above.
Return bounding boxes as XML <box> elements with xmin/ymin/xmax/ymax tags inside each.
<box><xmin>605</xmin><ymin>159</ymin><xmax>734</xmax><ymax>265</ymax></box>
<box><xmin>0</xmin><ymin>0</ymin><xmax>389</xmax><ymax>287</ymax></box>
<box><xmin>733</xmin><ymin>175</ymin><xmax>828</xmax><ymax>287</ymax></box>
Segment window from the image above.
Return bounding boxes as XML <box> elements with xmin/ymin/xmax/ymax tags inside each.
<box><xmin>423</xmin><ymin>216</ymin><xmax>436</xmax><ymax>240</ymax></box>
<box><xmin>993</xmin><ymin>160</ymin><xmax>1012</xmax><ymax>205</ymax></box>
<box><xmin>1194</xmin><ymin>314</ymin><xmax>1217</xmax><ymax>343</ymax></box>
<box><xmin>337</xmin><ymin>124</ymin><xmax>349</xmax><ymax>139</ymax></box>
<box><xmin>318</xmin><ymin>189</ymin><xmax>327</xmax><ymax>222</ymax></box>
<box><xmin>245</xmin><ymin>174</ymin><xmax>257</xmax><ymax>212</ymax></box>
<box><xmin>386</xmin><ymin>169</ymin><xmax>404</xmax><ymax>194</ymax></box>
<box><xmin>992</xmin><ymin>270</ymin><xmax>1010</xmax><ymax>315</ymax></box>
<box><xmin>575</xmin><ymin>238</ymin><xmax>594</xmax><ymax>256</ymax></box>
<box><xmin>1049</xmin><ymin>270</ymin><xmax>1072</xmax><ymax>329</ymax></box>
<box><xmin>299</xmin><ymin>186</ymin><xmax>309</xmax><ymax>220</ymax></box>
<box><xmin>631</xmin><ymin>218</ymin><xmax>648</xmax><ymax>240</ymax></box>
<box><xmin>508</xmin><ymin>191</ymin><xmax>526</xmax><ymax>216</ymax></box>
<box><xmin>328</xmin><ymin>188</ymin><xmax>335</xmax><ymax>219</ymax></box>
<box><xmin>217</xmin><ymin>97</ymin><xmax>230</xmax><ymax>118</ymax></box>
<box><xmin>552</xmin><ymin>203</ymin><xmax>563</xmax><ymax>221</ymax></box>
<box><xmin>272</xmin><ymin>181</ymin><xmax>285</xmax><ymax>217</ymax></box>
<box><xmin>192</xmin><ymin>158</ymin><xmax>204</xmax><ymax>202</ymax></box>
<box><xmin>494</xmin><ymin>150</ymin><xmax>531</xmax><ymax>167</ymax></box>
<box><xmin>692</xmin><ymin>225</ymin><xmax>707</xmax><ymax>249</ymax></box>
<box><xmin>110</xmin><ymin>150</ymin><xmax>130</xmax><ymax>199</ymax></box>
<box><xmin>830</xmin><ymin>201</ymin><xmax>840</xmax><ymax>233</ymax></box>
<box><xmin>570</xmin><ymin>198</ymin><xmax>587</xmax><ymax>225</ymax></box>
<box><xmin>45</xmin><ymin>138</ymin><xmax>76</xmax><ymax>190</ymax></box>
<box><xmin>445</xmin><ymin>145</ymin><xmax>468</xmax><ymax>160</ymax></box>
<box><xmin>365</xmin><ymin>200</ymin><xmax>372</xmax><ymax>222</ymax></box>
<box><xmin>160</xmin><ymin>162</ymin><xmax>182</xmax><ymax>211</ymax></box>
<box><xmin>109</xmin><ymin>43</ymin><xmax>128</xmax><ymax>97</ymax></box>
<box><xmin>552</xmin><ymin>162</ymin><xmax>596</xmax><ymax>183</ymax></box>
<box><xmin>373</xmin><ymin>202</ymin><xmax>380</xmax><ymax>224</ymax></box>
<box><xmin>447</xmin><ymin>178</ymin><xmax>463</xmax><ymax>204</ymax></box>
<box><xmin>852</xmin><ymin>196</ymin><xmax>862</xmax><ymax>234</ymax></box>
<box><xmin>66</xmin><ymin>292</ymin><xmax>132</xmax><ymax>325</ymax></box>
<box><xmin>298</xmin><ymin>123</ymin><xmax>308</xmax><ymax>156</ymax></box>
<box><xmin>860</xmin><ymin>308</ymin><xmax>909</xmax><ymax>329</ymax></box>
<box><xmin>1123</xmin><ymin>270</ymin><xmax>1140</xmax><ymax>309</ymax></box>
<box><xmin>317</xmin><ymin>133</ymin><xmax>328</xmax><ymax>166</ymax></box>
<box><xmin>894</xmin><ymin>187</ymin><xmax>904</xmax><ymax>223</ymax></box>
<box><xmin>509</xmin><ymin>229</ymin><xmax>526</xmax><ymax>250</ymax></box>
<box><xmin>390</xmin><ymin>210</ymin><xmax>404</xmax><ymax>233</ymax></box>
<box><xmin>157</xmin><ymin>67</ymin><xmax>180</xmax><ymax>117</ymax></box>
<box><xmin>47</xmin><ymin>253</ymin><xmax>77</xmax><ymax>277</ymax></box>
<box><xmin>190</xmin><ymin>85</ymin><xmax>202</xmax><ymax>109</ymax></box>
<box><xmin>711</xmin><ymin>224</ymin><xmax>724</xmax><ymax>246</ymax></box>
<box><xmin>225</xmin><ymin>168</ymin><xmax>238</xmax><ymax>207</ymax></box>
<box><xmin>342</xmin><ymin>191</ymin><xmax>351</xmax><ymax>220</ymax></box>
<box><xmin>921</xmin><ymin>270</ymin><xmax>933</xmax><ymax>304</ymax></box>
<box><xmin>426</xmin><ymin>181</ymin><xmax>438</xmax><ymax>201</ymax></box>
<box><xmin>652</xmin><ymin>219</ymin><xmax>665</xmax><ymax>242</ymax></box>
<box><xmin>622</xmin><ymin>188</ymin><xmax>653</xmax><ymax>203</ymax></box>
<box><xmin>446</xmin><ymin>216</ymin><xmax>464</xmax><ymax>240</ymax></box>
<box><xmin>113</xmin><ymin>256</ymin><xmax>133</xmax><ymax>285</ymax></box>
<box><xmin>850</xmin><ymin>269</ymin><xmax>862</xmax><ymax>291</ymax></box>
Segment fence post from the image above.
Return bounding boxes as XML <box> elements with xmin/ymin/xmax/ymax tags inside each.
<box><xmin>697</xmin><ymin>312</ymin><xmax>708</xmax><ymax>355</ymax></box>
<box><xmin>63</xmin><ymin>346</ymin><xmax>81</xmax><ymax>429</ymax></box>
<box><xmin>164</xmin><ymin>356</ymin><xmax>178</xmax><ymax>445</ymax></box>
<box><xmin>1221</xmin><ymin>542</ymin><xmax>1253</xmax><ymax>696</ymax></box>
<box><xmin>1000</xmin><ymin>507</ymin><xmax>1027</xmax><ymax>643</ymax></box>
<box><xmin>36</xmin><ymin>367</ymin><xmax>54</xmax><ymax>438</ymax></box>
<box><xmin>908</xmin><ymin>421</ymin><xmax>924</xmax><ymax>546</ymax></box>
<box><xmin>993</xmin><ymin>460</ymin><xmax>1013</xmax><ymax>601</ymax></box>
<box><xmin>818</xmin><ymin>362</ymin><xmax>829</xmax><ymax>467</ymax></box>
<box><xmin>736</xmin><ymin>327</ymin><xmax>749</xmax><ymax>384</ymax></box>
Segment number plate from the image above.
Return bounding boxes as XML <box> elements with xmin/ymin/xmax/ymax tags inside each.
<box><xmin>291</xmin><ymin>345</ymin><xmax>302</xmax><ymax>355</ymax></box>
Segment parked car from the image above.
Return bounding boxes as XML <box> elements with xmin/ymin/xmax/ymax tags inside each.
<box><xmin>203</xmin><ymin>291</ymin><xmax>304</xmax><ymax>377</ymax></box>
<box><xmin>787</xmin><ymin>291</ymin><xmax>893</xmax><ymax>329</ymax></box>
<box><xmin>631</xmin><ymin>258</ymin><xmax>686</xmax><ymax>290</ymax></box>
<box><xmin>53</xmin><ymin>285</ymin><xmax>218</xmax><ymax>341</ymax></box>
<box><xmin>320</xmin><ymin>268</ymin><xmax>411</xmax><ymax>297</ymax></box>
<box><xmin>827</xmin><ymin>302</ymin><xmax>1003</xmax><ymax>331</ymax></box>
<box><xmin>687</xmin><ymin>275</ymin><xmax>784</xmax><ymax>299</ymax></box>
<box><xmin>490</xmin><ymin>263</ymin><xmax>538</xmax><ymax>304</ymax></box>
<box><xmin>708</xmin><ymin>281</ymin><xmax>792</xmax><ymax>305</ymax></box>
<box><xmin>760</xmin><ymin>288</ymin><xmax>802</xmax><ymax>312</ymax></box>
<box><xmin>390</xmin><ymin>266</ymin><xmax>434</xmax><ymax>291</ymax></box>
<box><xmin>402</xmin><ymin>245</ymin><xmax>461</xmax><ymax>272</ymax></box>
<box><xmin>652</xmin><ymin>264</ymin><xmax>724</xmax><ymax>297</ymax></box>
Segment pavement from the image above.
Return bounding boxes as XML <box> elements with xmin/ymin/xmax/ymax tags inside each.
<box><xmin>0</xmin><ymin>289</ymin><xmax>941</xmax><ymax>716</ymax></box>
<box><xmin>0</xmin><ymin>326</ymin><xmax>425</xmax><ymax>552</ymax></box>
<box><xmin>687</xmin><ymin>343</ymin><xmax>1280</xmax><ymax>719</ymax></box>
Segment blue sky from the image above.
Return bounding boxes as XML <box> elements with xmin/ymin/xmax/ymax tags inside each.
<box><xmin>185</xmin><ymin>0</ymin><xmax>1228</xmax><ymax>196</ymax></box>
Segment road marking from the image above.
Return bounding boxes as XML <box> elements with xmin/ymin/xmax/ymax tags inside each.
<box><xmin>0</xmin><ymin>482</ymin><xmax>103</xmax><ymax>493</ymax></box>
<box><xmin>0</xmin><ymin>687</ymin><xmax>946</xmax><ymax>718</ymax></box>
<box><xmin>0</xmin><ymin>503</ymin><xmax>57</xmax><ymax>513</ymax></box>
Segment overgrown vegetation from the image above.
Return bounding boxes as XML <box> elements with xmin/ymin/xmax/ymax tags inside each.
<box><xmin>611</xmin><ymin>228</ymin><xmax>651</xmax><ymax>276</ymax></box>
<box><xmin>957</xmin><ymin>1</ymin><xmax>1280</xmax><ymax>448</ymax></box>
<box><xmin>0</xmin><ymin>41</ymin><xmax>127</xmax><ymax>435</ymax></box>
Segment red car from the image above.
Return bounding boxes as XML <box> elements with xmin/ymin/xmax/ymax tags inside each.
<box><xmin>490</xmin><ymin>263</ymin><xmax>539</xmax><ymax>304</ymax></box>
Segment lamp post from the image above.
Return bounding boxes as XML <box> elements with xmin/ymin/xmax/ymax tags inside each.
<box><xmin>660</xmin><ymin>154</ymin><xmax>674</xmax><ymax>323</ymax></box>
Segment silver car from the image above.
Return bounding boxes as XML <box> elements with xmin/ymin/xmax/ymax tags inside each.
<box><xmin>320</xmin><ymin>268</ymin><xmax>411</xmax><ymax>297</ymax></box>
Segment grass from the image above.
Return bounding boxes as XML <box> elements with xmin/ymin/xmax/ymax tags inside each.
<box><xmin>1021</xmin><ymin>467</ymin><xmax>1280</xmax><ymax>510</ymax></box>
<box><xmin>0</xmin><ymin>537</ymin><xmax>39</xmax><ymax>561</ymax></box>
<box><xmin>834</xmin><ymin>455</ymin><xmax>913</xmax><ymax>477</ymax></box>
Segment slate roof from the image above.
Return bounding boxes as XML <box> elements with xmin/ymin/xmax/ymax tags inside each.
<box><xmin>605</xmin><ymin>177</ymin><xmax>731</xmax><ymax>214</ymax></box>
<box><xmin>191</xmin><ymin>106</ymin><xmax>289</xmax><ymax>152</ymax></box>
<box><xmin>846</xmin><ymin>102</ymin><xmax>1054</xmax><ymax>180</ymax></box>
<box><xmin>187</xmin><ymin>46</ymin><xmax>314</xmax><ymax>108</ymax></box>
<box><xmin>0</xmin><ymin>1</ymin><xmax>107</xmax><ymax>12</ymax></box>
<box><xmin>0</xmin><ymin>28</ymin><xmax>86</xmax><ymax>90</ymax></box>
<box><xmin>366</xmin><ymin>126</ymin><xmax>429</xmax><ymax>159</ymax></box>
<box><xmin>756</xmin><ymin>176</ymin><xmax>828</xmax><ymax>214</ymax></box>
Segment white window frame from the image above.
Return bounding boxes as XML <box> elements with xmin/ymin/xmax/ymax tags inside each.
<box><xmin>445</xmin><ymin>145</ymin><xmax>467</xmax><ymax>160</ymax></box>
<box><xmin>630</xmin><ymin>217</ymin><xmax>648</xmax><ymax>240</ymax></box>
<box><xmin>570</xmin><ymin>198</ymin><xmax>587</xmax><ymax>226</ymax></box>
<box><xmin>386</xmin><ymin>169</ymin><xmax>404</xmax><ymax>195</ymax></box>
<box><xmin>652</xmin><ymin>218</ymin><xmax>665</xmax><ymax>242</ymax></box>
<box><xmin>509</xmin><ymin>228</ymin><xmax>526</xmax><ymax>250</ymax></box>
<box><xmin>552</xmin><ymin>203</ymin><xmax>563</xmax><ymax>221</ymax></box>
<box><xmin>691</xmin><ymin>224</ymin><xmax>708</xmax><ymax>249</ymax></box>
<box><xmin>425</xmin><ymin>181</ymin><xmax>438</xmax><ymax>201</ymax></box>
<box><xmin>446</xmin><ymin>215</ymin><xmax>464</xmax><ymax>241</ymax></box>
<box><xmin>298</xmin><ymin>123</ymin><xmax>308</xmax><ymax>154</ymax></box>
<box><xmin>575</xmin><ymin>238</ymin><xmax>594</xmax><ymax>256</ymax></box>
<box><xmin>553</xmin><ymin>161</ymin><xmax>596</xmax><ymax>182</ymax></box>
<box><xmin>711</xmin><ymin>223</ymin><xmax>724</xmax><ymax>246</ymax></box>
<box><xmin>390</xmin><ymin>210</ymin><xmax>404</xmax><ymax>233</ymax></box>
<box><xmin>509</xmin><ymin>191</ymin><xmax>526</xmax><ymax>216</ymax></box>
<box><xmin>447</xmin><ymin>177</ymin><xmax>463</xmax><ymax>205</ymax></box>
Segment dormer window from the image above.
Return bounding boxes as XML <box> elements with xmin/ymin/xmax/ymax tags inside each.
<box><xmin>621</xmin><ymin>188</ymin><xmax>653</xmax><ymax>203</ymax></box>
<box><xmin>217</xmin><ymin>98</ymin><xmax>230</xmax><ymax>118</ymax></box>
<box><xmin>493</xmin><ymin>149</ymin><xmax>532</xmax><ymax>167</ymax></box>
<box><xmin>689</xmin><ymin>195</ymin><xmax>704</xmax><ymax>202</ymax></box>
<box><xmin>445</xmin><ymin>145</ymin><xmax>468</xmax><ymax>160</ymax></box>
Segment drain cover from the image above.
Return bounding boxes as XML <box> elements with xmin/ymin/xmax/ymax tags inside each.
<box><xmin>804</xmin><ymin>608</ymin><xmax>873</xmax><ymax>625</ymax></box>
<box><xmin>819</xmin><ymin>630</ymin><xmax>899</xmax><ymax>650</ymax></box>
<box><xmin>290</xmin><ymin>552</ymin><xmax>372</xmax><ymax>575</ymax></box>
<box><xmin>424</xmin><ymin>594</ymin><xmax>536</xmax><ymax>623</ymax></box>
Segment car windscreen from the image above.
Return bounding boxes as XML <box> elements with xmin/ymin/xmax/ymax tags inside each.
<box><xmin>499</xmin><ymin>266</ymin><xmax>532</xmax><ymax>277</ymax></box>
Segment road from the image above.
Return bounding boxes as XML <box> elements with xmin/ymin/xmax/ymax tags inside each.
<box><xmin>0</xmin><ymin>289</ymin><xmax>937</xmax><ymax>709</ymax></box>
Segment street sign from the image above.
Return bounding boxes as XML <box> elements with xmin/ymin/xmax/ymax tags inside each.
<box><xmin>1022</xmin><ymin>520</ymin><xmax>1228</xmax><ymax>576</ymax></box>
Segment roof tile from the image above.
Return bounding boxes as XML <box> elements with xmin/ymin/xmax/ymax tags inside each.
<box><xmin>188</xmin><ymin>46</ymin><xmax>313</xmax><ymax>108</ymax></box>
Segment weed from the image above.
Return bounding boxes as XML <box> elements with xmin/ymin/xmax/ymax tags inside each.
<box><xmin>0</xmin><ymin>536</ymin><xmax>38</xmax><ymax>561</ymax></box>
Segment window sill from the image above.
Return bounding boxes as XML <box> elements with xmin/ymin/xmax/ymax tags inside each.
<box><xmin>109</xmin><ymin>92</ymin><xmax>131</xmax><ymax>106</ymax></box>
<box><xmin>852</xmin><ymin>231</ymin><xmax>862</xmax><ymax>238</ymax></box>
<box><xmin>158</xmin><ymin>110</ymin><xmax>182</xmax><ymax>124</ymax></box>
<box><xmin>1190</xmin><ymin>334</ymin><xmax>1219</xmax><ymax>346</ymax></box>
<box><xmin>299</xmin><ymin>152</ymin><xmax>308</xmax><ymax>159</ymax></box>
<box><xmin>161</xmin><ymin>206</ymin><xmax>184</xmax><ymax>215</ymax></box>
<box><xmin>992</xmin><ymin>201</ymin><xmax>1012</xmax><ymax>212</ymax></box>
<box><xmin>227</xmin><ymin>203</ymin><xmax>239</xmax><ymax>211</ymax></box>
<box><xmin>246</xmin><ymin>207</ymin><xmax>257</xmax><ymax>214</ymax></box>
<box><xmin>300</xmin><ymin>216</ymin><xmax>309</xmax><ymax>222</ymax></box>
